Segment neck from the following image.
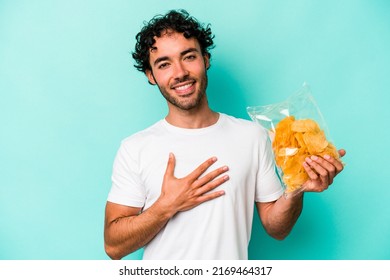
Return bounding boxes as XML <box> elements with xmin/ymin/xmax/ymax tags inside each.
<box><xmin>165</xmin><ymin>107</ymin><xmax>219</xmax><ymax>129</ymax></box>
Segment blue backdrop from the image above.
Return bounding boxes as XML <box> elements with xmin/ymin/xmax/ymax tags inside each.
<box><xmin>1</xmin><ymin>0</ymin><xmax>389</xmax><ymax>259</ymax></box>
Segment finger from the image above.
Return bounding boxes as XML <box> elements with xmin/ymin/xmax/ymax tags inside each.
<box><xmin>194</xmin><ymin>189</ymin><xmax>226</xmax><ymax>205</ymax></box>
<box><xmin>304</xmin><ymin>156</ymin><xmax>330</xmax><ymax>185</ymax></box>
<box><xmin>323</xmin><ymin>154</ymin><xmax>344</xmax><ymax>174</ymax></box>
<box><xmin>312</xmin><ymin>155</ymin><xmax>337</xmax><ymax>178</ymax></box>
<box><xmin>164</xmin><ymin>153</ymin><xmax>176</xmax><ymax>179</ymax></box>
<box><xmin>188</xmin><ymin>156</ymin><xmax>218</xmax><ymax>182</ymax></box>
<box><xmin>193</xmin><ymin>165</ymin><xmax>229</xmax><ymax>188</ymax></box>
<box><xmin>194</xmin><ymin>174</ymin><xmax>229</xmax><ymax>196</ymax></box>
<box><xmin>302</xmin><ymin>161</ymin><xmax>319</xmax><ymax>181</ymax></box>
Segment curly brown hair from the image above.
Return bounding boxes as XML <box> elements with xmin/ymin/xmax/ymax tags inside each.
<box><xmin>132</xmin><ymin>9</ymin><xmax>215</xmax><ymax>73</ymax></box>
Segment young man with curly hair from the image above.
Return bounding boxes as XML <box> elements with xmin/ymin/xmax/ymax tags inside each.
<box><xmin>104</xmin><ymin>10</ymin><xmax>345</xmax><ymax>260</ymax></box>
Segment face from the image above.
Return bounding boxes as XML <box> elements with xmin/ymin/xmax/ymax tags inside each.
<box><xmin>145</xmin><ymin>31</ymin><xmax>210</xmax><ymax>112</ymax></box>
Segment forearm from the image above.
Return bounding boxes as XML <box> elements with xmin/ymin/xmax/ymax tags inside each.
<box><xmin>104</xmin><ymin>200</ymin><xmax>175</xmax><ymax>259</ymax></box>
<box><xmin>259</xmin><ymin>192</ymin><xmax>304</xmax><ymax>240</ymax></box>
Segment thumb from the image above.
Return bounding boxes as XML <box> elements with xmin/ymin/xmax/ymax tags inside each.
<box><xmin>338</xmin><ymin>149</ymin><xmax>346</xmax><ymax>158</ymax></box>
<box><xmin>164</xmin><ymin>152</ymin><xmax>176</xmax><ymax>178</ymax></box>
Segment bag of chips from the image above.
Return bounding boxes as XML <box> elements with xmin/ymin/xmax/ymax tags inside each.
<box><xmin>247</xmin><ymin>83</ymin><xmax>339</xmax><ymax>196</ymax></box>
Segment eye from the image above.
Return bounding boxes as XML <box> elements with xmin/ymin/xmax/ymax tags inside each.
<box><xmin>157</xmin><ymin>62</ymin><xmax>170</xmax><ymax>69</ymax></box>
<box><xmin>184</xmin><ymin>54</ymin><xmax>196</xmax><ymax>61</ymax></box>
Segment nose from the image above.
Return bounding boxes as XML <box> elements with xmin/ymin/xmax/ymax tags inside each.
<box><xmin>173</xmin><ymin>61</ymin><xmax>189</xmax><ymax>80</ymax></box>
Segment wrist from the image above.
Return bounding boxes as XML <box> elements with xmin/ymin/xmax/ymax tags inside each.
<box><xmin>283</xmin><ymin>189</ymin><xmax>304</xmax><ymax>200</ymax></box>
<box><xmin>154</xmin><ymin>197</ymin><xmax>177</xmax><ymax>220</ymax></box>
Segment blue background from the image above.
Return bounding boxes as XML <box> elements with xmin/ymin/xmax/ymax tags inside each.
<box><xmin>1</xmin><ymin>0</ymin><xmax>389</xmax><ymax>259</ymax></box>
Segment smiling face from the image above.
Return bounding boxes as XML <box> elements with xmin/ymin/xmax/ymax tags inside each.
<box><xmin>145</xmin><ymin>31</ymin><xmax>210</xmax><ymax>113</ymax></box>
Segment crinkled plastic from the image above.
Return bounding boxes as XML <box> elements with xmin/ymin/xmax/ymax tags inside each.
<box><xmin>247</xmin><ymin>83</ymin><xmax>339</xmax><ymax>195</ymax></box>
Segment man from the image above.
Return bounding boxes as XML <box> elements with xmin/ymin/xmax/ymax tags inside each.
<box><xmin>104</xmin><ymin>9</ymin><xmax>345</xmax><ymax>260</ymax></box>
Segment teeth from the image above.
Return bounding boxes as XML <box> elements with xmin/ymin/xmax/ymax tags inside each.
<box><xmin>175</xmin><ymin>83</ymin><xmax>193</xmax><ymax>91</ymax></box>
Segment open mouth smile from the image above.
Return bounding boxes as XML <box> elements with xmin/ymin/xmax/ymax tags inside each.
<box><xmin>171</xmin><ymin>81</ymin><xmax>195</xmax><ymax>95</ymax></box>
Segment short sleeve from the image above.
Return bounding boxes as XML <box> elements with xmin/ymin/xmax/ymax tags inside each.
<box><xmin>107</xmin><ymin>142</ymin><xmax>146</xmax><ymax>207</ymax></box>
<box><xmin>255</xmin><ymin>128</ymin><xmax>284</xmax><ymax>202</ymax></box>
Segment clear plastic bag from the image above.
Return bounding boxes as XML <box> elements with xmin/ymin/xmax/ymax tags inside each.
<box><xmin>247</xmin><ymin>83</ymin><xmax>339</xmax><ymax>195</ymax></box>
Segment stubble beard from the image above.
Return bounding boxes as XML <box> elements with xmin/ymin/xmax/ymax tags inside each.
<box><xmin>157</xmin><ymin>73</ymin><xmax>208</xmax><ymax>111</ymax></box>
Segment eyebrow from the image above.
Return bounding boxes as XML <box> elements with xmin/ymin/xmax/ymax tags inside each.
<box><xmin>152</xmin><ymin>47</ymin><xmax>200</xmax><ymax>67</ymax></box>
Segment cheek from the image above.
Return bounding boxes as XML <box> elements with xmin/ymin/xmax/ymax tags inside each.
<box><xmin>151</xmin><ymin>71</ymin><xmax>170</xmax><ymax>86</ymax></box>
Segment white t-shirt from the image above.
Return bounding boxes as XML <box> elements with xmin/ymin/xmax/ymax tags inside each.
<box><xmin>107</xmin><ymin>113</ymin><xmax>283</xmax><ymax>259</ymax></box>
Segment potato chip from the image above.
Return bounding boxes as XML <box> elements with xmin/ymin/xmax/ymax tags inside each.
<box><xmin>320</xmin><ymin>142</ymin><xmax>339</xmax><ymax>159</ymax></box>
<box><xmin>303</xmin><ymin>131</ymin><xmax>328</xmax><ymax>154</ymax></box>
<box><xmin>291</xmin><ymin>119</ymin><xmax>321</xmax><ymax>133</ymax></box>
<box><xmin>272</xmin><ymin>116</ymin><xmax>338</xmax><ymax>193</ymax></box>
<box><xmin>284</xmin><ymin>171</ymin><xmax>307</xmax><ymax>192</ymax></box>
<box><xmin>294</xmin><ymin>132</ymin><xmax>306</xmax><ymax>148</ymax></box>
<box><xmin>277</xmin><ymin>147</ymin><xmax>298</xmax><ymax>157</ymax></box>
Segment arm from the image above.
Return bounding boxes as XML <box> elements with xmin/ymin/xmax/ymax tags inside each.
<box><xmin>104</xmin><ymin>153</ymin><xmax>229</xmax><ymax>259</ymax></box>
<box><xmin>256</xmin><ymin>192</ymin><xmax>303</xmax><ymax>240</ymax></box>
<box><xmin>104</xmin><ymin>201</ymin><xmax>172</xmax><ymax>260</ymax></box>
<box><xmin>257</xmin><ymin>149</ymin><xmax>346</xmax><ymax>240</ymax></box>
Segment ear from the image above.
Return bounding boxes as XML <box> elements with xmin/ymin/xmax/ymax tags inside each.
<box><xmin>204</xmin><ymin>53</ymin><xmax>210</xmax><ymax>70</ymax></box>
<box><xmin>145</xmin><ymin>69</ymin><xmax>156</xmax><ymax>85</ymax></box>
